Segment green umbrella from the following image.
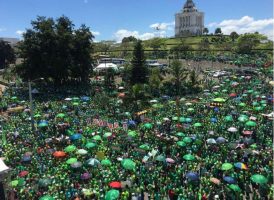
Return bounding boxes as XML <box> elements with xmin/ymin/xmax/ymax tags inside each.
<box><xmin>194</xmin><ymin>123</ymin><xmax>202</xmax><ymax>127</ymax></box>
<box><xmin>156</xmin><ymin>155</ymin><xmax>165</xmax><ymax>162</ymax></box>
<box><xmin>34</xmin><ymin>114</ymin><xmax>41</xmax><ymax>118</ymax></box>
<box><xmin>179</xmin><ymin>117</ymin><xmax>186</xmax><ymax>123</ymax></box>
<box><xmin>254</xmin><ymin>107</ymin><xmax>263</xmax><ymax>111</ymax></box>
<box><xmin>11</xmin><ymin>96</ymin><xmax>17</xmax><ymax>100</ymax></box>
<box><xmin>92</xmin><ymin>135</ymin><xmax>102</xmax><ymax>141</ymax></box>
<box><xmin>101</xmin><ymin>159</ymin><xmax>112</xmax><ymax>166</ymax></box>
<box><xmin>229</xmin><ymin>184</ymin><xmax>241</xmax><ymax>192</ymax></box>
<box><xmin>183</xmin><ymin>154</ymin><xmax>195</xmax><ymax>161</ymax></box>
<box><xmin>10</xmin><ymin>180</ymin><xmax>18</xmax><ymax>187</ymax></box>
<box><xmin>177</xmin><ymin>141</ymin><xmax>187</xmax><ymax>147</ymax></box>
<box><xmin>64</xmin><ymin>145</ymin><xmax>77</xmax><ymax>152</ymax></box>
<box><xmin>260</xmin><ymin>100</ymin><xmax>267</xmax><ymax>104</ymax></box>
<box><xmin>143</xmin><ymin>123</ymin><xmax>153</xmax><ymax>129</ymax></box>
<box><xmin>245</xmin><ymin>121</ymin><xmax>257</xmax><ymax>127</ymax></box>
<box><xmin>38</xmin><ymin>179</ymin><xmax>52</xmax><ymax>187</ymax></box>
<box><xmin>139</xmin><ymin>144</ymin><xmax>150</xmax><ymax>151</ymax></box>
<box><xmin>251</xmin><ymin>174</ymin><xmax>268</xmax><ymax>184</ymax></box>
<box><xmin>187</xmin><ymin>108</ymin><xmax>194</xmax><ymax>112</ymax></box>
<box><xmin>213</xmin><ymin>98</ymin><xmax>226</xmax><ymax>103</ymax></box>
<box><xmin>56</xmin><ymin>113</ymin><xmax>66</xmax><ymax>118</ymax></box>
<box><xmin>172</xmin><ymin>116</ymin><xmax>178</xmax><ymax>121</ymax></box>
<box><xmin>39</xmin><ymin>195</ymin><xmax>55</xmax><ymax>200</ymax></box>
<box><xmin>38</xmin><ymin>122</ymin><xmax>48</xmax><ymax>128</ymax></box>
<box><xmin>176</xmin><ymin>132</ymin><xmax>185</xmax><ymax>137</ymax></box>
<box><xmin>252</xmin><ymin>102</ymin><xmax>259</xmax><ymax>106</ymax></box>
<box><xmin>225</xmin><ymin>115</ymin><xmax>233</xmax><ymax>122</ymax></box>
<box><xmin>128</xmin><ymin>131</ymin><xmax>137</xmax><ymax>137</ymax></box>
<box><xmin>183</xmin><ymin>137</ymin><xmax>192</xmax><ymax>143</ymax></box>
<box><xmin>66</xmin><ymin>158</ymin><xmax>78</xmax><ymax>164</ymax></box>
<box><xmin>105</xmin><ymin>189</ymin><xmax>119</xmax><ymax>200</ymax></box>
<box><xmin>72</xmin><ymin>97</ymin><xmax>80</xmax><ymax>101</ymax></box>
<box><xmin>238</xmin><ymin>115</ymin><xmax>248</xmax><ymax>122</ymax></box>
<box><xmin>73</xmin><ymin>102</ymin><xmax>79</xmax><ymax>106</ymax></box>
<box><xmin>242</xmin><ymin>94</ymin><xmax>248</xmax><ymax>97</ymax></box>
<box><xmin>85</xmin><ymin>142</ymin><xmax>96</xmax><ymax>149</ymax></box>
<box><xmin>221</xmin><ymin>163</ymin><xmax>233</xmax><ymax>171</ymax></box>
<box><xmin>121</xmin><ymin>159</ymin><xmax>136</xmax><ymax>170</ymax></box>
<box><xmin>239</xmin><ymin>103</ymin><xmax>246</xmax><ymax>107</ymax></box>
<box><xmin>103</xmin><ymin>132</ymin><xmax>112</xmax><ymax>138</ymax></box>
<box><xmin>247</xmin><ymin>90</ymin><xmax>253</xmax><ymax>94</ymax></box>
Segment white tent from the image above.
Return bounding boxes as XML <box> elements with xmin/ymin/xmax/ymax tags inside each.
<box><xmin>31</xmin><ymin>88</ymin><xmax>39</xmax><ymax>94</ymax></box>
<box><xmin>94</xmin><ymin>63</ymin><xmax>118</xmax><ymax>72</ymax></box>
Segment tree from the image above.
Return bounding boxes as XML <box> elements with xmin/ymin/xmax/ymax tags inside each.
<box><xmin>149</xmin><ymin>68</ymin><xmax>162</xmax><ymax>96</ymax></box>
<box><xmin>215</xmin><ymin>28</ymin><xmax>222</xmax><ymax>35</ymax></box>
<box><xmin>130</xmin><ymin>40</ymin><xmax>148</xmax><ymax>85</ymax></box>
<box><xmin>104</xmin><ymin>67</ymin><xmax>115</xmax><ymax>89</ymax></box>
<box><xmin>0</xmin><ymin>40</ymin><xmax>15</xmax><ymax>69</ymax></box>
<box><xmin>148</xmin><ymin>38</ymin><xmax>165</xmax><ymax>59</ymax></box>
<box><xmin>237</xmin><ymin>33</ymin><xmax>267</xmax><ymax>54</ymax></box>
<box><xmin>203</xmin><ymin>28</ymin><xmax>209</xmax><ymax>35</ymax></box>
<box><xmin>230</xmin><ymin>31</ymin><xmax>239</xmax><ymax>42</ymax></box>
<box><xmin>122</xmin><ymin>36</ymin><xmax>137</xmax><ymax>43</ymax></box>
<box><xmin>163</xmin><ymin>60</ymin><xmax>188</xmax><ymax>95</ymax></box>
<box><xmin>170</xmin><ymin>40</ymin><xmax>192</xmax><ymax>59</ymax></box>
<box><xmin>16</xmin><ymin>16</ymin><xmax>94</xmax><ymax>84</ymax></box>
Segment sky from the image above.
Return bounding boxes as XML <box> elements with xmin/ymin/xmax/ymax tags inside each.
<box><xmin>0</xmin><ymin>0</ymin><xmax>273</xmax><ymax>42</ymax></box>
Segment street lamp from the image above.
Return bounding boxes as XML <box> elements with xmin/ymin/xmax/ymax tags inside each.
<box><xmin>28</xmin><ymin>77</ymin><xmax>44</xmax><ymax>133</ymax></box>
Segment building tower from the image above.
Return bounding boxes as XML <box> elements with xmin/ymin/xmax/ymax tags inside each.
<box><xmin>175</xmin><ymin>0</ymin><xmax>204</xmax><ymax>37</ymax></box>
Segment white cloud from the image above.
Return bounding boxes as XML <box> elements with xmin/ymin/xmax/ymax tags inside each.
<box><xmin>16</xmin><ymin>30</ymin><xmax>25</xmax><ymax>36</ymax></box>
<box><xmin>114</xmin><ymin>29</ymin><xmax>167</xmax><ymax>42</ymax></box>
<box><xmin>91</xmin><ymin>31</ymin><xmax>100</xmax><ymax>36</ymax></box>
<box><xmin>207</xmin><ymin>16</ymin><xmax>274</xmax><ymax>40</ymax></box>
<box><xmin>150</xmin><ymin>22</ymin><xmax>175</xmax><ymax>31</ymax></box>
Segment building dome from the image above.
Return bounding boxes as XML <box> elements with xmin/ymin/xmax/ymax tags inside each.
<box><xmin>184</xmin><ymin>0</ymin><xmax>195</xmax><ymax>9</ymax></box>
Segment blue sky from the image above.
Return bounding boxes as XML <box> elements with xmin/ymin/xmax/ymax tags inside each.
<box><xmin>0</xmin><ymin>0</ymin><xmax>273</xmax><ymax>41</ymax></box>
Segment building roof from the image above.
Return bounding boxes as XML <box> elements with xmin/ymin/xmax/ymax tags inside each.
<box><xmin>184</xmin><ymin>0</ymin><xmax>196</xmax><ymax>9</ymax></box>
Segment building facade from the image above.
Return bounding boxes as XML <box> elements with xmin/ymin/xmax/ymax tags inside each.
<box><xmin>175</xmin><ymin>0</ymin><xmax>204</xmax><ymax>37</ymax></box>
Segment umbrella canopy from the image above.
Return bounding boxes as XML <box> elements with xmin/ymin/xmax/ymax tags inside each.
<box><xmin>101</xmin><ymin>159</ymin><xmax>112</xmax><ymax>166</ymax></box>
<box><xmin>177</xmin><ymin>141</ymin><xmax>187</xmax><ymax>147</ymax></box>
<box><xmin>210</xmin><ymin>178</ymin><xmax>221</xmax><ymax>185</ymax></box>
<box><xmin>71</xmin><ymin>161</ymin><xmax>82</xmax><ymax>169</ymax></box>
<box><xmin>56</xmin><ymin>113</ymin><xmax>66</xmax><ymax>118</ymax></box>
<box><xmin>156</xmin><ymin>155</ymin><xmax>166</xmax><ymax>162</ymax></box>
<box><xmin>229</xmin><ymin>184</ymin><xmax>241</xmax><ymax>192</ymax></box>
<box><xmin>66</xmin><ymin>158</ymin><xmax>78</xmax><ymax>165</ymax></box>
<box><xmin>128</xmin><ymin>131</ymin><xmax>137</xmax><ymax>137</ymax></box>
<box><xmin>194</xmin><ymin>123</ymin><xmax>202</xmax><ymax>127</ymax></box>
<box><xmin>121</xmin><ymin>159</ymin><xmax>136</xmax><ymax>170</ymax></box>
<box><xmin>70</xmin><ymin>134</ymin><xmax>82</xmax><ymax>141</ymax></box>
<box><xmin>221</xmin><ymin>163</ymin><xmax>233</xmax><ymax>171</ymax></box>
<box><xmin>216</xmin><ymin>137</ymin><xmax>226</xmax><ymax>144</ymax></box>
<box><xmin>183</xmin><ymin>154</ymin><xmax>195</xmax><ymax>161</ymax></box>
<box><xmin>39</xmin><ymin>195</ymin><xmax>55</xmax><ymax>200</ymax></box>
<box><xmin>166</xmin><ymin>158</ymin><xmax>175</xmax><ymax>163</ymax></box>
<box><xmin>76</xmin><ymin>149</ymin><xmax>88</xmax><ymax>155</ymax></box>
<box><xmin>92</xmin><ymin>135</ymin><xmax>102</xmax><ymax>141</ymax></box>
<box><xmin>85</xmin><ymin>142</ymin><xmax>96</xmax><ymax>149</ymax></box>
<box><xmin>234</xmin><ymin>162</ymin><xmax>248</xmax><ymax>170</ymax></box>
<box><xmin>38</xmin><ymin>179</ymin><xmax>51</xmax><ymax>188</ymax></box>
<box><xmin>86</xmin><ymin>158</ymin><xmax>100</xmax><ymax>166</ymax></box>
<box><xmin>103</xmin><ymin>132</ymin><xmax>112</xmax><ymax>138</ymax></box>
<box><xmin>18</xmin><ymin>171</ymin><xmax>28</xmax><ymax>177</ymax></box>
<box><xmin>64</xmin><ymin>145</ymin><xmax>77</xmax><ymax>153</ymax></box>
<box><xmin>225</xmin><ymin>115</ymin><xmax>233</xmax><ymax>122</ymax></box>
<box><xmin>176</xmin><ymin>132</ymin><xmax>185</xmax><ymax>137</ymax></box>
<box><xmin>238</xmin><ymin>115</ymin><xmax>249</xmax><ymax>122</ymax></box>
<box><xmin>251</xmin><ymin>174</ymin><xmax>268</xmax><ymax>184</ymax></box>
<box><xmin>38</xmin><ymin>121</ymin><xmax>48</xmax><ymax>128</ymax></box>
<box><xmin>143</xmin><ymin>123</ymin><xmax>153</xmax><ymax>129</ymax></box>
<box><xmin>228</xmin><ymin>127</ymin><xmax>238</xmax><ymax>132</ymax></box>
<box><xmin>213</xmin><ymin>98</ymin><xmax>226</xmax><ymax>103</ymax></box>
<box><xmin>183</xmin><ymin>137</ymin><xmax>192</xmax><ymax>143</ymax></box>
<box><xmin>81</xmin><ymin>172</ymin><xmax>91</xmax><ymax>180</ymax></box>
<box><xmin>245</xmin><ymin>121</ymin><xmax>257</xmax><ymax>127</ymax></box>
<box><xmin>53</xmin><ymin>151</ymin><xmax>66</xmax><ymax>158</ymax></box>
<box><xmin>109</xmin><ymin>181</ymin><xmax>122</xmax><ymax>189</ymax></box>
<box><xmin>206</xmin><ymin>138</ymin><xmax>216</xmax><ymax>144</ymax></box>
<box><xmin>223</xmin><ymin>176</ymin><xmax>236</xmax><ymax>184</ymax></box>
<box><xmin>186</xmin><ymin>172</ymin><xmax>199</xmax><ymax>181</ymax></box>
<box><xmin>105</xmin><ymin>189</ymin><xmax>119</xmax><ymax>200</ymax></box>
<box><xmin>139</xmin><ymin>144</ymin><xmax>150</xmax><ymax>151</ymax></box>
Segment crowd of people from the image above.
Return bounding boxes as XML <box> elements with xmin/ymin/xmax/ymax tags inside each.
<box><xmin>0</xmin><ymin>66</ymin><xmax>273</xmax><ymax>200</ymax></box>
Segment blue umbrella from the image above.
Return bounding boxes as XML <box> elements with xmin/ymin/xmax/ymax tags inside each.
<box><xmin>70</xmin><ymin>134</ymin><xmax>82</xmax><ymax>141</ymax></box>
<box><xmin>214</xmin><ymin>107</ymin><xmax>219</xmax><ymax>112</ymax></box>
<box><xmin>211</xmin><ymin>118</ymin><xmax>217</xmax><ymax>123</ymax></box>
<box><xmin>216</xmin><ymin>137</ymin><xmax>226</xmax><ymax>144</ymax></box>
<box><xmin>81</xmin><ymin>96</ymin><xmax>90</xmax><ymax>101</ymax></box>
<box><xmin>223</xmin><ymin>176</ymin><xmax>236</xmax><ymax>184</ymax></box>
<box><xmin>185</xmin><ymin>118</ymin><xmax>192</xmax><ymax>123</ymax></box>
<box><xmin>186</xmin><ymin>172</ymin><xmax>199</xmax><ymax>181</ymax></box>
<box><xmin>128</xmin><ymin>120</ymin><xmax>136</xmax><ymax>126</ymax></box>
<box><xmin>22</xmin><ymin>155</ymin><xmax>31</xmax><ymax>162</ymax></box>
<box><xmin>161</xmin><ymin>95</ymin><xmax>170</xmax><ymax>100</ymax></box>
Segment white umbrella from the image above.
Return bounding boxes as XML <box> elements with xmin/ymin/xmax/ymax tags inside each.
<box><xmin>149</xmin><ymin>100</ymin><xmax>158</xmax><ymax>103</ymax></box>
<box><xmin>206</xmin><ymin>138</ymin><xmax>216</xmax><ymax>144</ymax></box>
<box><xmin>86</xmin><ymin>158</ymin><xmax>100</xmax><ymax>166</ymax></box>
<box><xmin>228</xmin><ymin>127</ymin><xmax>238</xmax><ymax>132</ymax></box>
<box><xmin>65</xmin><ymin>98</ymin><xmax>72</xmax><ymax>101</ymax></box>
<box><xmin>185</xmin><ymin>102</ymin><xmax>192</xmax><ymax>106</ymax></box>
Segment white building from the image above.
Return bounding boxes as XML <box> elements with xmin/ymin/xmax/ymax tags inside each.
<box><xmin>175</xmin><ymin>0</ymin><xmax>204</xmax><ymax>37</ymax></box>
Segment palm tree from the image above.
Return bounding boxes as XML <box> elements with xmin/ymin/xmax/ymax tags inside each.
<box><xmin>187</xmin><ymin>70</ymin><xmax>203</xmax><ymax>94</ymax></box>
<box><xmin>163</xmin><ymin>59</ymin><xmax>188</xmax><ymax>96</ymax></box>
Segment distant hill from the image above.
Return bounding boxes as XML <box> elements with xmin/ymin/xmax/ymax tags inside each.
<box><xmin>0</xmin><ymin>37</ymin><xmax>20</xmax><ymax>46</ymax></box>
